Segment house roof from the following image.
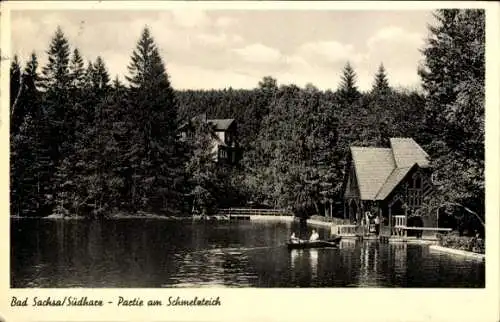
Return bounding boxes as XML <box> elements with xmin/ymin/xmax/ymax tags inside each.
<box><xmin>349</xmin><ymin>138</ymin><xmax>429</xmax><ymax>201</ymax></box>
<box><xmin>390</xmin><ymin>138</ymin><xmax>430</xmax><ymax>168</ymax></box>
<box><xmin>350</xmin><ymin>147</ymin><xmax>395</xmax><ymax>200</ymax></box>
<box><xmin>178</xmin><ymin>115</ymin><xmax>234</xmax><ymax>131</ymax></box>
<box><xmin>375</xmin><ymin>165</ymin><xmax>414</xmax><ymax>200</ymax></box>
<box><xmin>207</xmin><ymin>119</ymin><xmax>235</xmax><ymax>131</ymax></box>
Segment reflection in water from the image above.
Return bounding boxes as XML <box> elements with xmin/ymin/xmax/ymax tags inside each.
<box><xmin>357</xmin><ymin>242</ymin><xmax>383</xmax><ymax>287</ymax></box>
<box><xmin>393</xmin><ymin>243</ymin><xmax>408</xmax><ymax>279</ymax></box>
<box><xmin>309</xmin><ymin>249</ymin><xmax>318</xmax><ymax>279</ymax></box>
<box><xmin>338</xmin><ymin>238</ymin><xmax>357</xmax><ymax>250</ymax></box>
<box><xmin>290</xmin><ymin>249</ymin><xmax>299</xmax><ymax>270</ymax></box>
<box><xmin>11</xmin><ymin>219</ymin><xmax>484</xmax><ymax>288</ymax></box>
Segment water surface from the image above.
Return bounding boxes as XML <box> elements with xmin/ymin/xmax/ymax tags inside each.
<box><xmin>11</xmin><ymin>219</ymin><xmax>484</xmax><ymax>288</ymax></box>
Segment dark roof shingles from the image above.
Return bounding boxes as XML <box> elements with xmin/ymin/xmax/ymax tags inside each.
<box><xmin>390</xmin><ymin>138</ymin><xmax>430</xmax><ymax>168</ymax></box>
<box><xmin>350</xmin><ymin>147</ymin><xmax>395</xmax><ymax>200</ymax></box>
<box><xmin>207</xmin><ymin>119</ymin><xmax>235</xmax><ymax>131</ymax></box>
<box><xmin>350</xmin><ymin>138</ymin><xmax>429</xmax><ymax>201</ymax></box>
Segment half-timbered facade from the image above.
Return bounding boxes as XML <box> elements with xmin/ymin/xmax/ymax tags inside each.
<box><xmin>342</xmin><ymin>138</ymin><xmax>435</xmax><ymax>236</ymax></box>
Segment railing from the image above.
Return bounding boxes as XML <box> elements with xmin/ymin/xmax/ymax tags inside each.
<box><xmin>333</xmin><ymin>220</ymin><xmax>453</xmax><ymax>239</ymax></box>
<box><xmin>333</xmin><ymin>224</ymin><xmax>360</xmax><ymax>236</ymax></box>
<box><xmin>405</xmin><ymin>227</ymin><xmax>452</xmax><ymax>232</ymax></box>
<box><xmin>394</xmin><ymin>215</ymin><xmax>406</xmax><ymax>228</ymax></box>
<box><xmin>217</xmin><ymin>208</ymin><xmax>292</xmax><ymax>216</ymax></box>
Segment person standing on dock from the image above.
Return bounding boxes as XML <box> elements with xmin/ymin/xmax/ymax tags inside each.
<box><xmin>374</xmin><ymin>215</ymin><xmax>380</xmax><ymax>236</ymax></box>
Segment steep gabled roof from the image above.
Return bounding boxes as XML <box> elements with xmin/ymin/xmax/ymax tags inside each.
<box><xmin>207</xmin><ymin>119</ymin><xmax>235</xmax><ymax>131</ymax></box>
<box><xmin>348</xmin><ymin>138</ymin><xmax>430</xmax><ymax>201</ymax></box>
<box><xmin>390</xmin><ymin>138</ymin><xmax>430</xmax><ymax>168</ymax></box>
<box><xmin>375</xmin><ymin>165</ymin><xmax>415</xmax><ymax>200</ymax></box>
<box><xmin>350</xmin><ymin>147</ymin><xmax>395</xmax><ymax>200</ymax></box>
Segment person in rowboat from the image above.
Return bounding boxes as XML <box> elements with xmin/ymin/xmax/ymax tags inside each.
<box><xmin>309</xmin><ymin>229</ymin><xmax>319</xmax><ymax>241</ymax></box>
<box><xmin>290</xmin><ymin>232</ymin><xmax>300</xmax><ymax>244</ymax></box>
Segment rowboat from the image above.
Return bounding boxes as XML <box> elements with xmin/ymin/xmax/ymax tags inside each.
<box><xmin>287</xmin><ymin>236</ymin><xmax>342</xmax><ymax>250</ymax></box>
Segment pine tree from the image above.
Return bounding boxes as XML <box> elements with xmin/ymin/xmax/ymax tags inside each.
<box><xmin>419</xmin><ymin>9</ymin><xmax>485</xmax><ymax>227</ymax></box>
<box><xmin>38</xmin><ymin>27</ymin><xmax>76</xmax><ymax>216</ymax></box>
<box><xmin>112</xmin><ymin>75</ymin><xmax>124</xmax><ymax>89</ymax></box>
<box><xmin>125</xmin><ymin>26</ymin><xmax>182</xmax><ymax>214</ymax></box>
<box><xmin>372</xmin><ymin>63</ymin><xmax>390</xmax><ymax>95</ymax></box>
<box><xmin>10</xmin><ymin>51</ymin><xmax>53</xmax><ymax>216</ymax></box>
<box><xmin>41</xmin><ymin>27</ymin><xmax>72</xmax><ymax>160</ymax></box>
<box><xmin>84</xmin><ymin>60</ymin><xmax>95</xmax><ymax>90</ymax></box>
<box><xmin>10</xmin><ymin>55</ymin><xmax>23</xmax><ymax>133</ymax></box>
<box><xmin>92</xmin><ymin>56</ymin><xmax>110</xmax><ymax>91</ymax></box>
<box><xmin>54</xmin><ymin>53</ymin><xmax>114</xmax><ymax>217</ymax></box>
<box><xmin>22</xmin><ymin>53</ymin><xmax>49</xmax><ymax>210</ymax></box>
<box><xmin>24</xmin><ymin>53</ymin><xmax>40</xmax><ymax>96</ymax></box>
<box><xmin>338</xmin><ymin>62</ymin><xmax>360</xmax><ymax>104</ymax></box>
<box><xmin>41</xmin><ymin>26</ymin><xmax>71</xmax><ymax>91</ymax></box>
<box><xmin>69</xmin><ymin>48</ymin><xmax>86</xmax><ymax>89</ymax></box>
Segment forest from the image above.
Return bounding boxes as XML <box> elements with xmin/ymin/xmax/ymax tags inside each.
<box><xmin>10</xmin><ymin>10</ymin><xmax>484</xmax><ymax>233</ymax></box>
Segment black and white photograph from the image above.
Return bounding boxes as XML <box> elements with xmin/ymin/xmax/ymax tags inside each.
<box><xmin>5</xmin><ymin>1</ymin><xmax>492</xmax><ymax>294</ymax></box>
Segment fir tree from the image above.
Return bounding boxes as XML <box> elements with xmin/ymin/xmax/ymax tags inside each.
<box><xmin>338</xmin><ymin>62</ymin><xmax>360</xmax><ymax>104</ymax></box>
<box><xmin>419</xmin><ymin>9</ymin><xmax>485</xmax><ymax>229</ymax></box>
<box><xmin>112</xmin><ymin>75</ymin><xmax>124</xmax><ymax>89</ymax></box>
<box><xmin>20</xmin><ymin>53</ymin><xmax>41</xmax><ymax>124</ymax></box>
<box><xmin>41</xmin><ymin>27</ymin><xmax>72</xmax><ymax>163</ymax></box>
<box><xmin>92</xmin><ymin>56</ymin><xmax>110</xmax><ymax>91</ymax></box>
<box><xmin>10</xmin><ymin>55</ymin><xmax>22</xmax><ymax>133</ymax></box>
<box><xmin>84</xmin><ymin>60</ymin><xmax>95</xmax><ymax>90</ymax></box>
<box><xmin>372</xmin><ymin>63</ymin><xmax>390</xmax><ymax>95</ymax></box>
<box><xmin>10</xmin><ymin>51</ymin><xmax>53</xmax><ymax>217</ymax></box>
<box><xmin>41</xmin><ymin>26</ymin><xmax>71</xmax><ymax>91</ymax></box>
<box><xmin>125</xmin><ymin>26</ymin><xmax>182</xmax><ymax>213</ymax></box>
<box><xmin>69</xmin><ymin>48</ymin><xmax>86</xmax><ymax>89</ymax></box>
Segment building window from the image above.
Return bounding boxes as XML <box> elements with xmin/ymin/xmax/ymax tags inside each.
<box><xmin>415</xmin><ymin>176</ymin><xmax>422</xmax><ymax>189</ymax></box>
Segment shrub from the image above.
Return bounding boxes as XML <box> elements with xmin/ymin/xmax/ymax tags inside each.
<box><xmin>437</xmin><ymin>233</ymin><xmax>485</xmax><ymax>254</ymax></box>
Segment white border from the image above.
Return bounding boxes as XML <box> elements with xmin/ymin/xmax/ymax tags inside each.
<box><xmin>1</xmin><ymin>2</ymin><xmax>498</xmax><ymax>322</ymax></box>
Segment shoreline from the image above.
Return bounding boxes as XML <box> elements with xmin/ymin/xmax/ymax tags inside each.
<box><xmin>11</xmin><ymin>214</ymin><xmax>196</xmax><ymax>221</ymax></box>
<box><xmin>429</xmin><ymin>245</ymin><xmax>485</xmax><ymax>261</ymax></box>
<box><xmin>10</xmin><ymin>213</ymin><xmax>298</xmax><ymax>222</ymax></box>
<box><xmin>249</xmin><ymin>215</ymin><xmax>295</xmax><ymax>222</ymax></box>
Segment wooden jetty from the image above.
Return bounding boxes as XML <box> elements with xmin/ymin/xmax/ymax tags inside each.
<box><xmin>333</xmin><ymin>222</ymin><xmax>452</xmax><ymax>243</ymax></box>
<box><xmin>215</xmin><ymin>208</ymin><xmax>293</xmax><ymax>220</ymax></box>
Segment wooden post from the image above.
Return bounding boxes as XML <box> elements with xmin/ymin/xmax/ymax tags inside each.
<box><xmin>436</xmin><ymin>207</ymin><xmax>439</xmax><ymax>228</ymax></box>
<box><xmin>389</xmin><ymin>206</ymin><xmax>392</xmax><ymax>236</ymax></box>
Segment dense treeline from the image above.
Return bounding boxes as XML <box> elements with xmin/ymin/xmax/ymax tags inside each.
<box><xmin>176</xmin><ymin>70</ymin><xmax>427</xmax><ymax>216</ymax></box>
<box><xmin>10</xmin><ymin>9</ymin><xmax>484</xmax><ymax>231</ymax></box>
<box><xmin>11</xmin><ymin>27</ymin><xmax>187</xmax><ymax>218</ymax></box>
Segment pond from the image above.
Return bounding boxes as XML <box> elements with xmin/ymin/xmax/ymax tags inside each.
<box><xmin>10</xmin><ymin>219</ymin><xmax>484</xmax><ymax>288</ymax></box>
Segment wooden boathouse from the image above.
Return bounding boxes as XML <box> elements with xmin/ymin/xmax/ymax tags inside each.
<box><xmin>340</xmin><ymin>138</ymin><xmax>450</xmax><ymax>240</ymax></box>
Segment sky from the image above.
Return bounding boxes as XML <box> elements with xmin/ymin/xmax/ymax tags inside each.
<box><xmin>11</xmin><ymin>9</ymin><xmax>435</xmax><ymax>91</ymax></box>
